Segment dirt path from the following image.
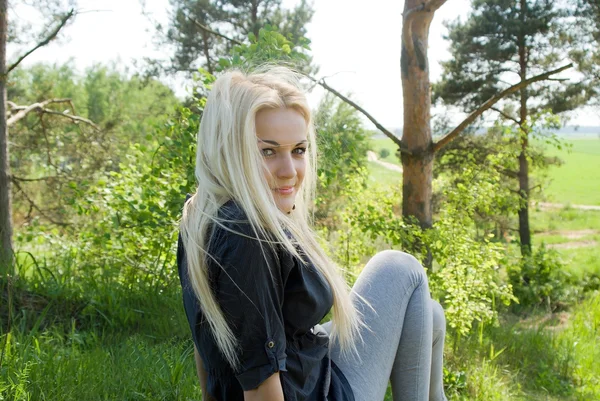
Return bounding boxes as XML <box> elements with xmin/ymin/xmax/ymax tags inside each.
<box><xmin>536</xmin><ymin>202</ymin><xmax>600</xmax><ymax>211</ymax></box>
<box><xmin>538</xmin><ymin>229</ymin><xmax>599</xmax><ymax>250</ymax></box>
<box><xmin>367</xmin><ymin>151</ymin><xmax>403</xmax><ymax>173</ymax></box>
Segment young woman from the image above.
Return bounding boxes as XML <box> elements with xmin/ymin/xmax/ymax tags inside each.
<box><xmin>177</xmin><ymin>67</ymin><xmax>447</xmax><ymax>401</ymax></box>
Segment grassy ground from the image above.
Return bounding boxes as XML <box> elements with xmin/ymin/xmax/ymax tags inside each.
<box><xmin>543</xmin><ymin>139</ymin><xmax>600</xmax><ymax>205</ymax></box>
<box><xmin>370</xmin><ymin>137</ymin><xmax>402</xmax><ymax>166</ymax></box>
<box><xmin>367</xmin><ymin>160</ymin><xmax>402</xmax><ymax>187</ymax></box>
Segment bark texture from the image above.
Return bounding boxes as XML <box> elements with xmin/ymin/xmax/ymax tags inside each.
<box><xmin>400</xmin><ymin>0</ymin><xmax>441</xmax><ymax>229</ymax></box>
<box><xmin>517</xmin><ymin>0</ymin><xmax>532</xmax><ymax>256</ymax></box>
<box><xmin>0</xmin><ymin>0</ymin><xmax>12</xmax><ymax>268</ymax></box>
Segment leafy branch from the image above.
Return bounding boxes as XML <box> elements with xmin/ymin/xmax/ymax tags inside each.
<box><xmin>433</xmin><ymin>63</ymin><xmax>573</xmax><ymax>153</ymax></box>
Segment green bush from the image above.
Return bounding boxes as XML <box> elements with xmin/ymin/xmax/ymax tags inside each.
<box><xmin>508</xmin><ymin>244</ymin><xmax>578</xmax><ymax>311</ymax></box>
<box><xmin>379</xmin><ymin>148</ymin><xmax>390</xmax><ymax>159</ymax></box>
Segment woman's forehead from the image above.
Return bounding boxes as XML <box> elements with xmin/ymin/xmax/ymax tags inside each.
<box><xmin>255</xmin><ymin>108</ymin><xmax>307</xmax><ymax>144</ymax></box>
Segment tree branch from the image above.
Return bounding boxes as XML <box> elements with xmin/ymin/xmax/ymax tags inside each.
<box><xmin>433</xmin><ymin>63</ymin><xmax>573</xmax><ymax>153</ymax></box>
<box><xmin>491</xmin><ymin>106</ymin><xmax>520</xmax><ymax>125</ymax></box>
<box><xmin>11</xmin><ymin>179</ymin><xmax>70</xmax><ymax>227</ymax></box>
<box><xmin>7</xmin><ymin>98</ymin><xmax>72</xmax><ymax>126</ymax></box>
<box><xmin>403</xmin><ymin>0</ymin><xmax>448</xmax><ymax>18</ymax></box>
<box><xmin>303</xmin><ymin>74</ymin><xmax>405</xmax><ymax>151</ymax></box>
<box><xmin>188</xmin><ymin>14</ymin><xmax>243</xmax><ymax>46</ymax></box>
<box><xmin>7</xmin><ymin>98</ymin><xmax>99</xmax><ymax>130</ymax></box>
<box><xmin>11</xmin><ymin>174</ymin><xmax>61</xmax><ymax>182</ymax></box>
<box><xmin>7</xmin><ymin>9</ymin><xmax>75</xmax><ymax>74</ymax></box>
<box><xmin>39</xmin><ymin>108</ymin><xmax>101</xmax><ymax>131</ymax></box>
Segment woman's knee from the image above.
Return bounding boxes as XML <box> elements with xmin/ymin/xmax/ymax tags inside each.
<box><xmin>364</xmin><ymin>250</ymin><xmax>428</xmax><ymax>286</ymax></box>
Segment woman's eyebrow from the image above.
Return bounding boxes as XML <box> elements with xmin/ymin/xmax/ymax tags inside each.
<box><xmin>257</xmin><ymin>139</ymin><xmax>308</xmax><ymax>147</ymax></box>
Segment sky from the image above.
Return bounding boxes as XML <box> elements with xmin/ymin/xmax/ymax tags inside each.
<box><xmin>8</xmin><ymin>0</ymin><xmax>600</xmax><ymax>130</ymax></box>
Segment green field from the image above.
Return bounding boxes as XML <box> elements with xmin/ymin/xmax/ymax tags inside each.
<box><xmin>369</xmin><ymin>136</ymin><xmax>600</xmax><ymax>205</ymax></box>
<box><xmin>370</xmin><ymin>137</ymin><xmax>402</xmax><ymax>166</ymax></box>
<box><xmin>543</xmin><ymin>139</ymin><xmax>600</xmax><ymax>205</ymax></box>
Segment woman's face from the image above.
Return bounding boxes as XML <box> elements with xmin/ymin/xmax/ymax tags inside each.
<box><xmin>255</xmin><ymin>107</ymin><xmax>308</xmax><ymax>213</ymax></box>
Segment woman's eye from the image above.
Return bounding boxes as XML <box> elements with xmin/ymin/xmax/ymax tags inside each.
<box><xmin>261</xmin><ymin>148</ymin><xmax>275</xmax><ymax>157</ymax></box>
<box><xmin>293</xmin><ymin>147</ymin><xmax>307</xmax><ymax>156</ymax></box>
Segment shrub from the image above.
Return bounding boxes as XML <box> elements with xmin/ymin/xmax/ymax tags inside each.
<box><xmin>508</xmin><ymin>244</ymin><xmax>577</xmax><ymax>311</ymax></box>
<box><xmin>379</xmin><ymin>148</ymin><xmax>390</xmax><ymax>159</ymax></box>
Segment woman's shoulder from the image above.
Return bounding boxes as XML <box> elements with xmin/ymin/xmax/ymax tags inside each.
<box><xmin>210</xmin><ymin>199</ymin><xmax>275</xmax><ymax>252</ymax></box>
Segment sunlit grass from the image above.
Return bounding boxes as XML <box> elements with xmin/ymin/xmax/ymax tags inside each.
<box><xmin>367</xmin><ymin>161</ymin><xmax>402</xmax><ymax>188</ymax></box>
<box><xmin>370</xmin><ymin>137</ymin><xmax>402</xmax><ymax>166</ymax></box>
<box><xmin>543</xmin><ymin>139</ymin><xmax>600</xmax><ymax>206</ymax></box>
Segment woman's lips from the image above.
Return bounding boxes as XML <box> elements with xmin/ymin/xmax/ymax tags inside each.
<box><xmin>275</xmin><ymin>186</ymin><xmax>294</xmax><ymax>195</ymax></box>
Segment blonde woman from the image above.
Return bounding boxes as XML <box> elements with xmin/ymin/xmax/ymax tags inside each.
<box><xmin>177</xmin><ymin>67</ymin><xmax>447</xmax><ymax>401</ymax></box>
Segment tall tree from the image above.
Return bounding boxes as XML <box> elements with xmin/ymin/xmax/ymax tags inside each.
<box><xmin>433</xmin><ymin>0</ymin><xmax>589</xmax><ymax>256</ymax></box>
<box><xmin>154</xmin><ymin>0</ymin><xmax>315</xmax><ymax>75</ymax></box>
<box><xmin>399</xmin><ymin>0</ymin><xmax>448</xmax><ymax>230</ymax></box>
<box><xmin>0</xmin><ymin>0</ymin><xmax>9</xmax><ymax>267</ymax></box>
<box><xmin>0</xmin><ymin>2</ymin><xmax>76</xmax><ymax>269</ymax></box>
<box><xmin>571</xmin><ymin>0</ymin><xmax>600</xmax><ymax>103</ymax></box>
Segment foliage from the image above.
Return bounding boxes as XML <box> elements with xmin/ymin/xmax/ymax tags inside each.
<box><xmin>323</xmin><ymin>163</ymin><xmax>516</xmax><ymax>338</ymax></box>
<box><xmin>426</xmin><ymin>156</ymin><xmax>517</xmax><ymax>338</ymax></box>
<box><xmin>313</xmin><ymin>94</ymin><xmax>371</xmax><ymax>220</ymax></box>
<box><xmin>217</xmin><ymin>25</ymin><xmax>312</xmax><ymax>73</ymax></box>
<box><xmin>62</xmin><ymin>107</ymin><xmax>198</xmax><ymax>288</ymax></box>
<box><xmin>378</xmin><ymin>148</ymin><xmax>390</xmax><ymax>159</ymax></box>
<box><xmin>435</xmin><ymin>111</ymin><xmax>567</xmax><ymax>239</ymax></box>
<box><xmin>8</xmin><ymin>62</ymin><xmax>180</xmax><ymax>228</ymax></box>
<box><xmin>155</xmin><ymin>0</ymin><xmax>315</xmax><ymax>75</ymax></box>
<box><xmin>434</xmin><ymin>0</ymin><xmax>587</xmax><ymax>113</ymax></box>
<box><xmin>569</xmin><ymin>0</ymin><xmax>600</xmax><ymax>104</ymax></box>
<box><xmin>434</xmin><ymin>0</ymin><xmax>593</xmax><ymax>256</ymax></box>
<box><xmin>318</xmin><ymin>175</ymin><xmax>410</xmax><ymax>285</ymax></box>
<box><xmin>507</xmin><ymin>244</ymin><xmax>578</xmax><ymax>311</ymax></box>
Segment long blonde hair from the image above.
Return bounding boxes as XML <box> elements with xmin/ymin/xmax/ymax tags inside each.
<box><xmin>180</xmin><ymin>67</ymin><xmax>363</xmax><ymax>369</ymax></box>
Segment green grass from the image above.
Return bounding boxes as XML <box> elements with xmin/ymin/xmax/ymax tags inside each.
<box><xmin>2</xmin><ymin>329</ymin><xmax>201</xmax><ymax>400</ymax></box>
<box><xmin>542</xmin><ymin>139</ymin><xmax>600</xmax><ymax>205</ymax></box>
<box><xmin>367</xmin><ymin>161</ymin><xmax>402</xmax><ymax>188</ymax></box>
<box><xmin>370</xmin><ymin>137</ymin><xmax>402</xmax><ymax>166</ymax></box>
<box><xmin>530</xmin><ymin>207</ymin><xmax>600</xmax><ymax>233</ymax></box>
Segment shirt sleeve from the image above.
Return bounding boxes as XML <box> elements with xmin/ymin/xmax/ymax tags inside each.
<box><xmin>211</xmin><ymin>222</ymin><xmax>287</xmax><ymax>391</ymax></box>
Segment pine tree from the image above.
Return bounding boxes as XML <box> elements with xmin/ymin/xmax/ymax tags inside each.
<box><xmin>434</xmin><ymin>0</ymin><xmax>591</xmax><ymax>256</ymax></box>
<box><xmin>159</xmin><ymin>0</ymin><xmax>315</xmax><ymax>75</ymax></box>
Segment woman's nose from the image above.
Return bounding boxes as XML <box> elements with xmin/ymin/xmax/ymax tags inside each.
<box><xmin>276</xmin><ymin>154</ymin><xmax>296</xmax><ymax>179</ymax></box>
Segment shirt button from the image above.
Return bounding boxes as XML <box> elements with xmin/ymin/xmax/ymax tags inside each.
<box><xmin>267</xmin><ymin>341</ymin><xmax>275</xmax><ymax>348</ymax></box>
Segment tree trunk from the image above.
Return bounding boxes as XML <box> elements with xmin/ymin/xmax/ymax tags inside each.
<box><xmin>517</xmin><ymin>0</ymin><xmax>532</xmax><ymax>257</ymax></box>
<box><xmin>251</xmin><ymin>0</ymin><xmax>259</xmax><ymax>38</ymax></box>
<box><xmin>201</xmin><ymin>29</ymin><xmax>213</xmax><ymax>75</ymax></box>
<box><xmin>0</xmin><ymin>0</ymin><xmax>13</xmax><ymax>270</ymax></box>
<box><xmin>400</xmin><ymin>2</ymin><xmax>436</xmax><ymax>230</ymax></box>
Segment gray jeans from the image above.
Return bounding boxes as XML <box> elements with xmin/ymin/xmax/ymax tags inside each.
<box><xmin>322</xmin><ymin>250</ymin><xmax>447</xmax><ymax>401</ymax></box>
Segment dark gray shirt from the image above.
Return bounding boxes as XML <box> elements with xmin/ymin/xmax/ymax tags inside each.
<box><xmin>177</xmin><ymin>198</ymin><xmax>354</xmax><ymax>401</ymax></box>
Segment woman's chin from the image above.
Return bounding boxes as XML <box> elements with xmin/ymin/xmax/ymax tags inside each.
<box><xmin>276</xmin><ymin>201</ymin><xmax>294</xmax><ymax>214</ymax></box>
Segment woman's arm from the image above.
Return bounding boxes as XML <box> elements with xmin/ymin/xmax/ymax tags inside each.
<box><xmin>194</xmin><ymin>345</ymin><xmax>216</xmax><ymax>401</ymax></box>
<box><xmin>243</xmin><ymin>372</ymin><xmax>285</xmax><ymax>401</ymax></box>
